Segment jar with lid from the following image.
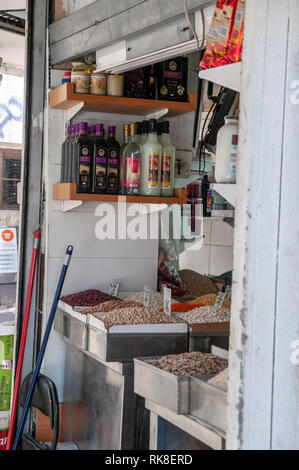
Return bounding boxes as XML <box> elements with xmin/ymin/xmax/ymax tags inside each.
<box><xmin>215</xmin><ymin>115</ymin><xmax>239</xmax><ymax>183</ymax></box>
<box><xmin>107</xmin><ymin>74</ymin><xmax>124</xmax><ymax>97</ymax></box>
<box><xmin>90</xmin><ymin>70</ymin><xmax>107</xmax><ymax>95</ymax></box>
<box><xmin>71</xmin><ymin>62</ymin><xmax>90</xmax><ymax>94</ymax></box>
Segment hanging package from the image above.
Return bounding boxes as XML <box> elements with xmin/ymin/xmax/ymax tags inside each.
<box><xmin>227</xmin><ymin>0</ymin><xmax>245</xmax><ymax>63</ymax></box>
<box><xmin>199</xmin><ymin>0</ymin><xmax>226</xmax><ymax>70</ymax></box>
<box><xmin>211</xmin><ymin>0</ymin><xmax>239</xmax><ymax>67</ymax></box>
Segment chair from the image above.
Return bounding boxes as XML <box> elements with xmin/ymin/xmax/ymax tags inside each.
<box><xmin>18</xmin><ymin>373</ymin><xmax>59</xmax><ymax>450</ymax></box>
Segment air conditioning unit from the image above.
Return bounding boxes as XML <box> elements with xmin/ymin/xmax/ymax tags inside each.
<box><xmin>95</xmin><ymin>6</ymin><xmax>214</xmax><ymax>74</ymax></box>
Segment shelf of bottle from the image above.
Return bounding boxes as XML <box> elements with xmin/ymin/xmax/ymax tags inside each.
<box><xmin>49</xmin><ymin>83</ymin><xmax>198</xmax><ymax>117</ymax></box>
<box><xmin>53</xmin><ymin>183</ymin><xmax>187</xmax><ymax>205</ymax></box>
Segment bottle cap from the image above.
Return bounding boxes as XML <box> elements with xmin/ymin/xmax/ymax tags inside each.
<box><xmin>142</xmin><ymin>120</ymin><xmax>149</xmax><ymax>134</ymax></box>
<box><xmin>80</xmin><ymin>122</ymin><xmax>88</xmax><ymax>132</ymax></box>
<box><xmin>129</xmin><ymin>123</ymin><xmax>137</xmax><ymax>136</ymax></box>
<box><xmin>91</xmin><ymin>125</ymin><xmax>96</xmax><ymax>134</ymax></box>
<box><xmin>148</xmin><ymin>119</ymin><xmax>157</xmax><ymax>134</ymax></box>
<box><xmin>123</xmin><ymin>124</ymin><xmax>129</xmax><ymax>137</ymax></box>
<box><xmin>108</xmin><ymin>125</ymin><xmax>116</xmax><ymax>135</ymax></box>
<box><xmin>156</xmin><ymin>122</ymin><xmax>161</xmax><ymax>136</ymax></box>
<box><xmin>96</xmin><ymin>123</ymin><xmax>104</xmax><ymax>135</ymax></box>
<box><xmin>136</xmin><ymin>122</ymin><xmax>142</xmax><ymax>135</ymax></box>
<box><xmin>161</xmin><ymin>121</ymin><xmax>170</xmax><ymax>134</ymax></box>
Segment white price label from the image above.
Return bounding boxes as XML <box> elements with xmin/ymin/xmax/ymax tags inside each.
<box><xmin>215</xmin><ymin>286</ymin><xmax>228</xmax><ymax>308</ymax></box>
<box><xmin>163</xmin><ymin>287</ymin><xmax>172</xmax><ymax>316</ymax></box>
<box><xmin>109</xmin><ymin>280</ymin><xmax>119</xmax><ymax>297</ymax></box>
<box><xmin>144</xmin><ymin>286</ymin><xmax>151</xmax><ymax>307</ymax></box>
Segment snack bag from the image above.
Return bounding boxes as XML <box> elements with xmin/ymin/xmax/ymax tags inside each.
<box><xmin>0</xmin><ymin>411</ymin><xmax>9</xmax><ymax>450</ymax></box>
<box><xmin>211</xmin><ymin>0</ymin><xmax>239</xmax><ymax>67</ymax></box>
<box><xmin>199</xmin><ymin>0</ymin><xmax>225</xmax><ymax>70</ymax></box>
<box><xmin>227</xmin><ymin>0</ymin><xmax>245</xmax><ymax>63</ymax></box>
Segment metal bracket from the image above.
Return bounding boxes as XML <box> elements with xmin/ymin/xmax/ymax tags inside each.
<box><xmin>65</xmin><ymin>102</ymin><xmax>85</xmax><ymax>123</ymax></box>
<box><xmin>60</xmin><ymin>200</ymin><xmax>83</xmax><ymax>212</ymax></box>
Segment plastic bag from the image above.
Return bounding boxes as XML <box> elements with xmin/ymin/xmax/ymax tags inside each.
<box><xmin>200</xmin><ymin>0</ymin><xmax>225</xmax><ymax>70</ymax></box>
<box><xmin>227</xmin><ymin>0</ymin><xmax>245</xmax><ymax>63</ymax></box>
<box><xmin>211</xmin><ymin>0</ymin><xmax>239</xmax><ymax>67</ymax></box>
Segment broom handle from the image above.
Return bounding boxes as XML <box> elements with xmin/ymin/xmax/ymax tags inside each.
<box><xmin>6</xmin><ymin>229</ymin><xmax>41</xmax><ymax>451</ymax></box>
<box><xmin>12</xmin><ymin>245</ymin><xmax>73</xmax><ymax>450</ymax></box>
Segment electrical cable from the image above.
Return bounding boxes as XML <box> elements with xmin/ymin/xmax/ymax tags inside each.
<box><xmin>184</xmin><ymin>0</ymin><xmax>206</xmax><ymax>50</ymax></box>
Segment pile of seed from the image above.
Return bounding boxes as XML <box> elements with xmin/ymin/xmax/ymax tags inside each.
<box><xmin>208</xmin><ymin>367</ymin><xmax>229</xmax><ymax>392</ymax></box>
<box><xmin>60</xmin><ymin>289</ymin><xmax>118</xmax><ymax>307</ymax></box>
<box><xmin>178</xmin><ymin>270</ymin><xmax>219</xmax><ymax>302</ymax></box>
<box><xmin>188</xmin><ymin>294</ymin><xmax>231</xmax><ymax>310</ymax></box>
<box><xmin>145</xmin><ymin>352</ymin><xmax>228</xmax><ymax>377</ymax></box>
<box><xmin>98</xmin><ymin>306</ymin><xmax>177</xmax><ymax>330</ymax></box>
<box><xmin>81</xmin><ymin>299</ymin><xmax>142</xmax><ymax>316</ymax></box>
<box><xmin>126</xmin><ymin>291</ymin><xmax>164</xmax><ymax>310</ymax></box>
<box><xmin>176</xmin><ymin>306</ymin><xmax>230</xmax><ymax>324</ymax></box>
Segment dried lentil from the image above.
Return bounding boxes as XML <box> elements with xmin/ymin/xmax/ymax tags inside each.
<box><xmin>82</xmin><ymin>299</ymin><xmax>142</xmax><ymax>316</ymax></box>
<box><xmin>126</xmin><ymin>291</ymin><xmax>164</xmax><ymax>310</ymax></box>
<box><xmin>188</xmin><ymin>294</ymin><xmax>231</xmax><ymax>310</ymax></box>
<box><xmin>145</xmin><ymin>352</ymin><xmax>228</xmax><ymax>377</ymax></box>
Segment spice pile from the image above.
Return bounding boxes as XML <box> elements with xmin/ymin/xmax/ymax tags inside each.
<box><xmin>98</xmin><ymin>306</ymin><xmax>177</xmax><ymax>330</ymax></box>
<box><xmin>126</xmin><ymin>291</ymin><xmax>164</xmax><ymax>310</ymax></box>
<box><xmin>188</xmin><ymin>294</ymin><xmax>231</xmax><ymax>310</ymax></box>
<box><xmin>60</xmin><ymin>289</ymin><xmax>118</xmax><ymax>307</ymax></box>
<box><xmin>177</xmin><ymin>270</ymin><xmax>219</xmax><ymax>302</ymax></box>
<box><xmin>208</xmin><ymin>367</ymin><xmax>229</xmax><ymax>392</ymax></box>
<box><xmin>168</xmin><ymin>302</ymin><xmax>204</xmax><ymax>313</ymax></box>
<box><xmin>82</xmin><ymin>299</ymin><xmax>141</xmax><ymax>316</ymax></box>
<box><xmin>145</xmin><ymin>352</ymin><xmax>228</xmax><ymax>377</ymax></box>
<box><xmin>176</xmin><ymin>306</ymin><xmax>230</xmax><ymax>324</ymax></box>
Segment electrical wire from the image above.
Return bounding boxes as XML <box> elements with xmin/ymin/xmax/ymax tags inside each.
<box><xmin>184</xmin><ymin>0</ymin><xmax>206</xmax><ymax>50</ymax></box>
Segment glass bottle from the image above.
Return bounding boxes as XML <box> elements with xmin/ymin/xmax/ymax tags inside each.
<box><xmin>93</xmin><ymin>123</ymin><xmax>108</xmax><ymax>194</ymax></box>
<box><xmin>160</xmin><ymin>121</ymin><xmax>175</xmax><ymax>197</ymax></box>
<box><xmin>76</xmin><ymin>122</ymin><xmax>93</xmax><ymax>193</ymax></box>
<box><xmin>141</xmin><ymin>119</ymin><xmax>162</xmax><ymax>196</ymax></box>
<box><xmin>107</xmin><ymin>125</ymin><xmax>120</xmax><ymax>194</ymax></box>
<box><xmin>61</xmin><ymin>126</ymin><xmax>72</xmax><ymax>183</ymax></box>
<box><xmin>119</xmin><ymin>124</ymin><xmax>130</xmax><ymax>194</ymax></box>
<box><xmin>68</xmin><ymin>123</ymin><xmax>80</xmax><ymax>183</ymax></box>
<box><xmin>136</xmin><ymin>122</ymin><xmax>143</xmax><ymax>145</ymax></box>
<box><xmin>157</xmin><ymin>121</ymin><xmax>162</xmax><ymax>144</ymax></box>
<box><xmin>124</xmin><ymin>123</ymin><xmax>142</xmax><ymax>196</ymax></box>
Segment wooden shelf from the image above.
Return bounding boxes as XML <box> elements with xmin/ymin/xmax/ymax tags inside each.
<box><xmin>49</xmin><ymin>82</ymin><xmax>197</xmax><ymax>118</ymax></box>
<box><xmin>53</xmin><ymin>183</ymin><xmax>187</xmax><ymax>205</ymax></box>
<box><xmin>189</xmin><ymin>322</ymin><xmax>230</xmax><ymax>334</ymax></box>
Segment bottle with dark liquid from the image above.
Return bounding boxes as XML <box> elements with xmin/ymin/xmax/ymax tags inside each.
<box><xmin>107</xmin><ymin>125</ymin><xmax>120</xmax><ymax>194</ymax></box>
<box><xmin>76</xmin><ymin>122</ymin><xmax>93</xmax><ymax>193</ymax></box>
<box><xmin>93</xmin><ymin>123</ymin><xmax>108</xmax><ymax>194</ymax></box>
<box><xmin>69</xmin><ymin>123</ymin><xmax>80</xmax><ymax>183</ymax></box>
<box><xmin>60</xmin><ymin>126</ymin><xmax>72</xmax><ymax>183</ymax></box>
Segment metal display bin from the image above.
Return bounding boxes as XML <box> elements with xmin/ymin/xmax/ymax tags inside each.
<box><xmin>134</xmin><ymin>357</ymin><xmax>190</xmax><ymax>414</ymax></box>
<box><xmin>87</xmin><ymin>314</ymin><xmax>188</xmax><ymax>363</ymax></box>
<box><xmin>54</xmin><ymin>304</ymin><xmax>87</xmax><ymax>351</ymax></box>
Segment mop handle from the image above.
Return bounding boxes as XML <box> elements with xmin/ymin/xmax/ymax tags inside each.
<box><xmin>6</xmin><ymin>229</ymin><xmax>41</xmax><ymax>450</ymax></box>
<box><xmin>12</xmin><ymin>245</ymin><xmax>73</xmax><ymax>450</ymax></box>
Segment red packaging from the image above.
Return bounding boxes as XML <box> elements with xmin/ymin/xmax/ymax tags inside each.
<box><xmin>0</xmin><ymin>412</ymin><xmax>9</xmax><ymax>450</ymax></box>
<box><xmin>227</xmin><ymin>0</ymin><xmax>245</xmax><ymax>63</ymax></box>
<box><xmin>211</xmin><ymin>0</ymin><xmax>238</xmax><ymax>67</ymax></box>
<box><xmin>199</xmin><ymin>0</ymin><xmax>225</xmax><ymax>70</ymax></box>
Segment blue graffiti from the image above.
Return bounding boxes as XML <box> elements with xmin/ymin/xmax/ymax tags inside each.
<box><xmin>0</xmin><ymin>97</ymin><xmax>23</xmax><ymax>139</ymax></box>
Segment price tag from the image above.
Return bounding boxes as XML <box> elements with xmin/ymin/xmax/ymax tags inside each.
<box><xmin>215</xmin><ymin>286</ymin><xmax>228</xmax><ymax>308</ymax></box>
<box><xmin>144</xmin><ymin>286</ymin><xmax>151</xmax><ymax>307</ymax></box>
<box><xmin>109</xmin><ymin>280</ymin><xmax>119</xmax><ymax>297</ymax></box>
<box><xmin>163</xmin><ymin>287</ymin><xmax>172</xmax><ymax>316</ymax></box>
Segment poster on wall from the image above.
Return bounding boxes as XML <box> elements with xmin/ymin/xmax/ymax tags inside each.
<box><xmin>0</xmin><ymin>74</ymin><xmax>24</xmax><ymax>144</ymax></box>
<box><xmin>0</xmin><ymin>228</ymin><xmax>18</xmax><ymax>274</ymax></box>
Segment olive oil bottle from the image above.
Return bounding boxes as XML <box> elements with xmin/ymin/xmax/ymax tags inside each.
<box><xmin>76</xmin><ymin>122</ymin><xmax>92</xmax><ymax>193</ymax></box>
<box><xmin>93</xmin><ymin>123</ymin><xmax>108</xmax><ymax>194</ymax></box>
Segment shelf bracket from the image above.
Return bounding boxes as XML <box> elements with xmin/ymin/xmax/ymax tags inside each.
<box><xmin>65</xmin><ymin>101</ymin><xmax>85</xmax><ymax>123</ymax></box>
<box><xmin>145</xmin><ymin>108</ymin><xmax>169</xmax><ymax>120</ymax></box>
<box><xmin>60</xmin><ymin>200</ymin><xmax>83</xmax><ymax>212</ymax></box>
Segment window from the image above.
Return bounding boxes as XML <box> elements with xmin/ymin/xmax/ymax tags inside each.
<box><xmin>0</xmin><ymin>146</ymin><xmax>22</xmax><ymax>210</ymax></box>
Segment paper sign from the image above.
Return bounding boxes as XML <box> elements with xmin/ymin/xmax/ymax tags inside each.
<box><xmin>109</xmin><ymin>280</ymin><xmax>119</xmax><ymax>297</ymax></box>
<box><xmin>0</xmin><ymin>228</ymin><xmax>17</xmax><ymax>274</ymax></box>
<box><xmin>215</xmin><ymin>286</ymin><xmax>228</xmax><ymax>308</ymax></box>
<box><xmin>163</xmin><ymin>287</ymin><xmax>172</xmax><ymax>316</ymax></box>
<box><xmin>144</xmin><ymin>286</ymin><xmax>151</xmax><ymax>307</ymax></box>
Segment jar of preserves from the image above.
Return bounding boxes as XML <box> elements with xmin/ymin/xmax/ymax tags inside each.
<box><xmin>71</xmin><ymin>62</ymin><xmax>90</xmax><ymax>94</ymax></box>
<box><xmin>90</xmin><ymin>71</ymin><xmax>107</xmax><ymax>95</ymax></box>
<box><xmin>107</xmin><ymin>74</ymin><xmax>124</xmax><ymax>97</ymax></box>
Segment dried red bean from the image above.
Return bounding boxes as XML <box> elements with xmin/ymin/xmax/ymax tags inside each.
<box><xmin>60</xmin><ymin>289</ymin><xmax>119</xmax><ymax>307</ymax></box>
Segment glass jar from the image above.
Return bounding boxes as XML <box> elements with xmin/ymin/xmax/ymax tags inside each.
<box><xmin>215</xmin><ymin>115</ymin><xmax>239</xmax><ymax>183</ymax></box>
<box><xmin>90</xmin><ymin>71</ymin><xmax>107</xmax><ymax>95</ymax></box>
<box><xmin>71</xmin><ymin>62</ymin><xmax>90</xmax><ymax>94</ymax></box>
<box><xmin>107</xmin><ymin>74</ymin><xmax>124</xmax><ymax>97</ymax></box>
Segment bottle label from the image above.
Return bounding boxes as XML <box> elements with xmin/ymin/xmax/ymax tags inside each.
<box><xmin>79</xmin><ymin>146</ymin><xmax>91</xmax><ymax>189</ymax></box>
<box><xmin>108</xmin><ymin>149</ymin><xmax>119</xmax><ymax>190</ymax></box>
<box><xmin>95</xmin><ymin>147</ymin><xmax>107</xmax><ymax>189</ymax></box>
<box><xmin>161</xmin><ymin>154</ymin><xmax>171</xmax><ymax>187</ymax></box>
<box><xmin>228</xmin><ymin>135</ymin><xmax>238</xmax><ymax>178</ymax></box>
<box><xmin>148</xmin><ymin>153</ymin><xmax>160</xmax><ymax>188</ymax></box>
<box><xmin>206</xmin><ymin>190</ymin><xmax>212</xmax><ymax>213</ymax></box>
<box><xmin>126</xmin><ymin>157</ymin><xmax>141</xmax><ymax>188</ymax></box>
